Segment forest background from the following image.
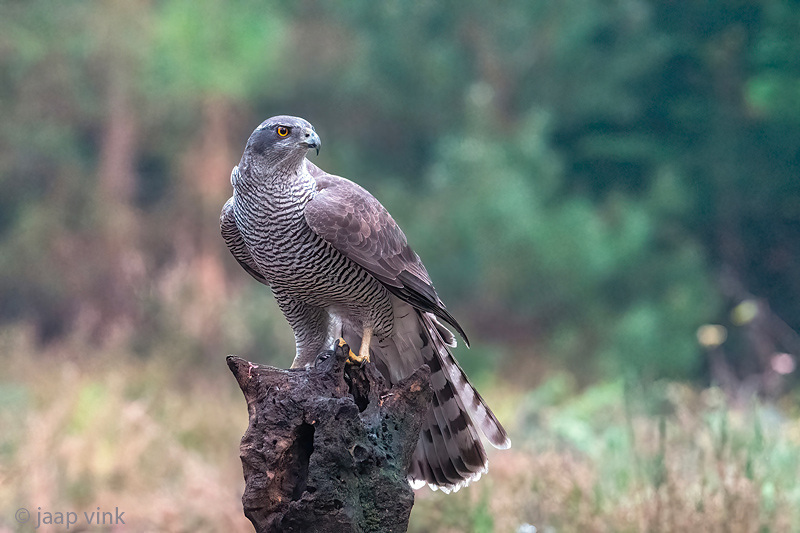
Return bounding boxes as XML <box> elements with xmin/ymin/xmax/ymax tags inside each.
<box><xmin>2</xmin><ymin>1</ymin><xmax>800</xmax><ymax>531</ymax></box>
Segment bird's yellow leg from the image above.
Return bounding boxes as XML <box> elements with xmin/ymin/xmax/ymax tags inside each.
<box><xmin>339</xmin><ymin>327</ymin><xmax>372</xmax><ymax>365</ymax></box>
<box><xmin>358</xmin><ymin>326</ymin><xmax>372</xmax><ymax>363</ymax></box>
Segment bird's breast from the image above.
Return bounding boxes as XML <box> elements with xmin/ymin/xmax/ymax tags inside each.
<box><xmin>233</xmin><ymin>178</ymin><xmax>394</xmax><ymax>336</ymax></box>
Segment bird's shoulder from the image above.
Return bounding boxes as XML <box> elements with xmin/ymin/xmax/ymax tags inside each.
<box><xmin>306</xmin><ymin>162</ymin><xmax>389</xmax><ymax>212</ymax></box>
<box><xmin>303</xmin><ymin>160</ymin><xmax>406</xmax><ymax>247</ymax></box>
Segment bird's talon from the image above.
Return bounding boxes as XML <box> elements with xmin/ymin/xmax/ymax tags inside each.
<box><xmin>338</xmin><ymin>337</ymin><xmax>369</xmax><ymax>365</ymax></box>
<box><xmin>347</xmin><ymin>350</ymin><xmax>369</xmax><ymax>365</ymax></box>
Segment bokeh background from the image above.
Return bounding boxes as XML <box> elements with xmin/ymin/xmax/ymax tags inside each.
<box><xmin>2</xmin><ymin>1</ymin><xmax>800</xmax><ymax>531</ymax></box>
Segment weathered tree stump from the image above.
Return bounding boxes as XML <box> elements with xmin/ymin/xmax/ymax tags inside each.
<box><xmin>226</xmin><ymin>343</ymin><xmax>432</xmax><ymax>533</ymax></box>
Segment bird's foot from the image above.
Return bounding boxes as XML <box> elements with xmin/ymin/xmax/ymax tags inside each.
<box><xmin>339</xmin><ymin>338</ymin><xmax>369</xmax><ymax>366</ymax></box>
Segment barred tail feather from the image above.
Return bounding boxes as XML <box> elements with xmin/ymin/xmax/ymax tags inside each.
<box><xmin>421</xmin><ymin>313</ymin><xmax>511</xmax><ymax>450</ymax></box>
<box><xmin>350</xmin><ymin>297</ymin><xmax>509</xmax><ymax>492</ymax></box>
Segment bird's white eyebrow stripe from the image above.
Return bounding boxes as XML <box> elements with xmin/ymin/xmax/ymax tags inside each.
<box><xmin>258</xmin><ymin>123</ymin><xmax>296</xmax><ymax>132</ymax></box>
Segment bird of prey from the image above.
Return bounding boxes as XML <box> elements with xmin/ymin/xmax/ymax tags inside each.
<box><xmin>221</xmin><ymin>115</ymin><xmax>510</xmax><ymax>492</ymax></box>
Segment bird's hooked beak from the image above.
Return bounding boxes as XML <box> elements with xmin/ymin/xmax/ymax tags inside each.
<box><xmin>301</xmin><ymin>129</ymin><xmax>321</xmax><ymax>156</ymax></box>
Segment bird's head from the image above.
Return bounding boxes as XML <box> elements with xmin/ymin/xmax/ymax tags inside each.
<box><xmin>241</xmin><ymin>115</ymin><xmax>321</xmax><ymax>174</ymax></box>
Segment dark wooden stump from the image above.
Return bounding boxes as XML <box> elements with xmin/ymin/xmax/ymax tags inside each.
<box><xmin>226</xmin><ymin>343</ymin><xmax>432</xmax><ymax>533</ymax></box>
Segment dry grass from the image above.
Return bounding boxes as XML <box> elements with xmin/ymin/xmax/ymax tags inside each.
<box><xmin>1</xmin><ymin>326</ymin><xmax>799</xmax><ymax>532</ymax></box>
<box><xmin>0</xmin><ymin>326</ymin><xmax>251</xmax><ymax>532</ymax></box>
<box><xmin>411</xmin><ymin>380</ymin><xmax>800</xmax><ymax>533</ymax></box>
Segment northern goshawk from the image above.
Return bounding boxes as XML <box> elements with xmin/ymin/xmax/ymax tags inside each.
<box><xmin>221</xmin><ymin>115</ymin><xmax>509</xmax><ymax>492</ymax></box>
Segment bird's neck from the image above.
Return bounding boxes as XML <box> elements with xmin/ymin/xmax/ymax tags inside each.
<box><xmin>238</xmin><ymin>155</ymin><xmax>314</xmax><ymax>194</ymax></box>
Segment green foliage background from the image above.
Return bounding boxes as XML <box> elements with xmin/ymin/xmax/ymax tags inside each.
<box><xmin>1</xmin><ymin>0</ymin><xmax>798</xmax><ymax>384</ymax></box>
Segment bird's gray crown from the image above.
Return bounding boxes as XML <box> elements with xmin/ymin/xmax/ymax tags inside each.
<box><xmin>241</xmin><ymin>115</ymin><xmax>321</xmax><ymax>175</ymax></box>
<box><xmin>256</xmin><ymin>115</ymin><xmax>313</xmax><ymax>133</ymax></box>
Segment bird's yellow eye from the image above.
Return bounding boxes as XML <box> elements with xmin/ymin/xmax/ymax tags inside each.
<box><xmin>277</xmin><ymin>126</ymin><xmax>290</xmax><ymax>137</ymax></box>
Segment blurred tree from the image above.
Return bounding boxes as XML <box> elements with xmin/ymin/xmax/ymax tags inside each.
<box><xmin>0</xmin><ymin>0</ymin><xmax>290</xmax><ymax>356</ymax></box>
<box><xmin>0</xmin><ymin>0</ymin><xmax>798</xmax><ymax>385</ymax></box>
<box><xmin>410</xmin><ymin>111</ymin><xmax>718</xmax><ymax>380</ymax></box>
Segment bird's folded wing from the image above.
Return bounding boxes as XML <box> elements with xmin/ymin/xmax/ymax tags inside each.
<box><xmin>303</xmin><ymin>162</ymin><xmax>468</xmax><ymax>345</ymax></box>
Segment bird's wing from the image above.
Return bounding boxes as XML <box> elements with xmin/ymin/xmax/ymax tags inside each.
<box><xmin>220</xmin><ymin>195</ymin><xmax>269</xmax><ymax>286</ymax></box>
<box><xmin>303</xmin><ymin>162</ymin><xmax>469</xmax><ymax>346</ymax></box>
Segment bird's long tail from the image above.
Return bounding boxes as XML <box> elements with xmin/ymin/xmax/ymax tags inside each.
<box><xmin>346</xmin><ymin>297</ymin><xmax>510</xmax><ymax>492</ymax></box>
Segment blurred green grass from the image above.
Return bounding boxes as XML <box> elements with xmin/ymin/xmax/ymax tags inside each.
<box><xmin>2</xmin><ymin>325</ymin><xmax>799</xmax><ymax>532</ymax></box>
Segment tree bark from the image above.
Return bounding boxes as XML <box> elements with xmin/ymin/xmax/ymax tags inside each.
<box><xmin>226</xmin><ymin>343</ymin><xmax>432</xmax><ymax>533</ymax></box>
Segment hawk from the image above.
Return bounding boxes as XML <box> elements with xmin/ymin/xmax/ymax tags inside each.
<box><xmin>221</xmin><ymin>115</ymin><xmax>510</xmax><ymax>492</ymax></box>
